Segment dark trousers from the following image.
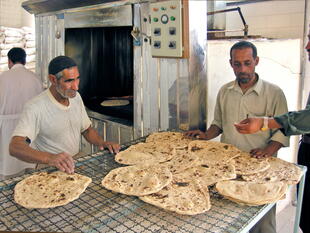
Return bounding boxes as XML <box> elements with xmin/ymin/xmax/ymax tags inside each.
<box><xmin>297</xmin><ymin>142</ymin><xmax>310</xmax><ymax>233</ymax></box>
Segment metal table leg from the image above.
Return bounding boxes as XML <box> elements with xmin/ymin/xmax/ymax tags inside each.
<box><xmin>293</xmin><ymin>165</ymin><xmax>307</xmax><ymax>233</ymax></box>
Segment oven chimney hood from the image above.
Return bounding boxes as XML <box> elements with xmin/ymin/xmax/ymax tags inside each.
<box><xmin>22</xmin><ymin>0</ymin><xmax>121</xmax><ymax>14</ymax></box>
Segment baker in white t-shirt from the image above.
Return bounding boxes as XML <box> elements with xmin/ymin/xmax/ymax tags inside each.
<box><xmin>9</xmin><ymin>56</ymin><xmax>120</xmax><ymax>174</ymax></box>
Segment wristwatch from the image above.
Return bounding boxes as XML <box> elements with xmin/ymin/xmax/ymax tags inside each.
<box><xmin>261</xmin><ymin>117</ymin><xmax>269</xmax><ymax>131</ymax></box>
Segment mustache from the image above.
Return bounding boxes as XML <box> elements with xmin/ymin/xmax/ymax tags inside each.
<box><xmin>238</xmin><ymin>72</ymin><xmax>250</xmax><ymax>77</ymax></box>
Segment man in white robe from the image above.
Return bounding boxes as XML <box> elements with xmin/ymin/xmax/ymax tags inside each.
<box><xmin>0</xmin><ymin>47</ymin><xmax>43</xmax><ymax>178</ymax></box>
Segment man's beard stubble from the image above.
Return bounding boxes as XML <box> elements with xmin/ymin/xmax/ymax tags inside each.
<box><xmin>237</xmin><ymin>73</ymin><xmax>252</xmax><ymax>84</ymax></box>
<box><xmin>55</xmin><ymin>85</ymin><xmax>76</xmax><ymax>99</ymax></box>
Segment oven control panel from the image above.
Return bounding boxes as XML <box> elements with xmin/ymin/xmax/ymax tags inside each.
<box><xmin>150</xmin><ymin>1</ymin><xmax>183</xmax><ymax>58</ymax></box>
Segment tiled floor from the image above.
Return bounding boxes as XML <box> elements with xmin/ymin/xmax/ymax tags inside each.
<box><xmin>276</xmin><ymin>203</ymin><xmax>303</xmax><ymax>233</ymax></box>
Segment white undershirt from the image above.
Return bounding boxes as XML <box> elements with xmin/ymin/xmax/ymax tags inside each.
<box><xmin>12</xmin><ymin>89</ymin><xmax>91</xmax><ymax>156</ymax></box>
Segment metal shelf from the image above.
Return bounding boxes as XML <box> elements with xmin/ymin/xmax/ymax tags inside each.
<box><xmin>0</xmin><ymin>139</ymin><xmax>306</xmax><ymax>232</ymax></box>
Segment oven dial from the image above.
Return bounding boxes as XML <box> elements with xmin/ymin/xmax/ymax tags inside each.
<box><xmin>161</xmin><ymin>14</ymin><xmax>169</xmax><ymax>24</ymax></box>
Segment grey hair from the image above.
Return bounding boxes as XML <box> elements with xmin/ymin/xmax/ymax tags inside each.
<box><xmin>55</xmin><ymin>70</ymin><xmax>63</xmax><ymax>80</ymax></box>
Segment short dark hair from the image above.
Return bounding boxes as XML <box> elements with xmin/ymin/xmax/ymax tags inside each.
<box><xmin>230</xmin><ymin>41</ymin><xmax>257</xmax><ymax>59</ymax></box>
<box><xmin>48</xmin><ymin>56</ymin><xmax>77</xmax><ymax>77</ymax></box>
<box><xmin>7</xmin><ymin>47</ymin><xmax>26</xmax><ymax>65</ymax></box>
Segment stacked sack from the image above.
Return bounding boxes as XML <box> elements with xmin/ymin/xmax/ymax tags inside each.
<box><xmin>23</xmin><ymin>26</ymin><xmax>36</xmax><ymax>73</ymax></box>
<box><xmin>0</xmin><ymin>26</ymin><xmax>36</xmax><ymax>73</ymax></box>
<box><xmin>0</xmin><ymin>26</ymin><xmax>25</xmax><ymax>72</ymax></box>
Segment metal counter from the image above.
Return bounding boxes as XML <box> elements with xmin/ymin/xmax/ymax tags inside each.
<box><xmin>0</xmin><ymin>139</ymin><xmax>306</xmax><ymax>233</ymax></box>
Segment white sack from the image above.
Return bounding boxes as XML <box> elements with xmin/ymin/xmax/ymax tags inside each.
<box><xmin>26</xmin><ymin>54</ymin><xmax>36</xmax><ymax>63</ymax></box>
<box><xmin>25</xmin><ymin>40</ymin><xmax>35</xmax><ymax>48</ymax></box>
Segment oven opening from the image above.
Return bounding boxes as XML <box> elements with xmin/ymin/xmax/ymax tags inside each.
<box><xmin>65</xmin><ymin>27</ymin><xmax>134</xmax><ymax>123</ymax></box>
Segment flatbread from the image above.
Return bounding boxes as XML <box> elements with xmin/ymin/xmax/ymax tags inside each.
<box><xmin>188</xmin><ymin>140</ymin><xmax>241</xmax><ymax>166</ymax></box>
<box><xmin>241</xmin><ymin>157</ymin><xmax>302</xmax><ymax>185</ymax></box>
<box><xmin>161</xmin><ymin>148</ymin><xmax>200</xmax><ymax>174</ymax></box>
<box><xmin>229</xmin><ymin>152</ymin><xmax>270</xmax><ymax>175</ymax></box>
<box><xmin>216</xmin><ymin>180</ymin><xmax>288</xmax><ymax>206</ymax></box>
<box><xmin>173</xmin><ymin>164</ymin><xmax>236</xmax><ymax>187</ymax></box>
<box><xmin>139</xmin><ymin>180</ymin><xmax>211</xmax><ymax>215</ymax></box>
<box><xmin>100</xmin><ymin>99</ymin><xmax>129</xmax><ymax>107</ymax></box>
<box><xmin>101</xmin><ymin>164</ymin><xmax>172</xmax><ymax>196</ymax></box>
<box><xmin>146</xmin><ymin>131</ymin><xmax>191</xmax><ymax>149</ymax></box>
<box><xmin>14</xmin><ymin>171</ymin><xmax>92</xmax><ymax>209</ymax></box>
<box><xmin>115</xmin><ymin>142</ymin><xmax>174</xmax><ymax>165</ymax></box>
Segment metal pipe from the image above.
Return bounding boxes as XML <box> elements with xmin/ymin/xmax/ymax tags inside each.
<box><xmin>207</xmin><ymin>7</ymin><xmax>248</xmax><ymax>37</ymax></box>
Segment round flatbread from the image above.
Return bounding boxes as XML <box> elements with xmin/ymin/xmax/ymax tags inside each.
<box><xmin>241</xmin><ymin>157</ymin><xmax>302</xmax><ymax>185</ymax></box>
<box><xmin>115</xmin><ymin>142</ymin><xmax>174</xmax><ymax>165</ymax></box>
<box><xmin>146</xmin><ymin>131</ymin><xmax>191</xmax><ymax>149</ymax></box>
<box><xmin>101</xmin><ymin>164</ymin><xmax>172</xmax><ymax>196</ymax></box>
<box><xmin>229</xmin><ymin>152</ymin><xmax>270</xmax><ymax>175</ymax></box>
<box><xmin>216</xmin><ymin>180</ymin><xmax>288</xmax><ymax>206</ymax></box>
<box><xmin>173</xmin><ymin>164</ymin><xmax>236</xmax><ymax>187</ymax></box>
<box><xmin>161</xmin><ymin>148</ymin><xmax>200</xmax><ymax>174</ymax></box>
<box><xmin>14</xmin><ymin>171</ymin><xmax>92</xmax><ymax>209</ymax></box>
<box><xmin>188</xmin><ymin>140</ymin><xmax>241</xmax><ymax>166</ymax></box>
<box><xmin>100</xmin><ymin>99</ymin><xmax>129</xmax><ymax>107</ymax></box>
<box><xmin>140</xmin><ymin>180</ymin><xmax>211</xmax><ymax>215</ymax></box>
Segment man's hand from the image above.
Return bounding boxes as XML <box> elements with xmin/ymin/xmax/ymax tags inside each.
<box><xmin>250</xmin><ymin>148</ymin><xmax>273</xmax><ymax>158</ymax></box>
<box><xmin>250</xmin><ymin>141</ymin><xmax>283</xmax><ymax>159</ymax></box>
<box><xmin>47</xmin><ymin>152</ymin><xmax>75</xmax><ymax>174</ymax></box>
<box><xmin>234</xmin><ymin>117</ymin><xmax>263</xmax><ymax>134</ymax></box>
<box><xmin>99</xmin><ymin>141</ymin><xmax>120</xmax><ymax>154</ymax></box>
<box><xmin>184</xmin><ymin>130</ymin><xmax>207</xmax><ymax>139</ymax></box>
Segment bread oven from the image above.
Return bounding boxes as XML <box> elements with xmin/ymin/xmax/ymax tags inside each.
<box><xmin>64</xmin><ymin>6</ymin><xmax>134</xmax><ymax>122</ymax></box>
<box><xmin>22</xmin><ymin>0</ymin><xmax>207</xmax><ymax>152</ymax></box>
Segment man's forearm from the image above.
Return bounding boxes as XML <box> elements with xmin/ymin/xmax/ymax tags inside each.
<box><xmin>204</xmin><ymin>125</ymin><xmax>222</xmax><ymax>140</ymax></box>
<box><xmin>82</xmin><ymin>127</ymin><xmax>105</xmax><ymax>146</ymax></box>
<box><xmin>265</xmin><ymin>140</ymin><xmax>283</xmax><ymax>155</ymax></box>
<box><xmin>268</xmin><ymin>118</ymin><xmax>283</xmax><ymax>129</ymax></box>
<box><xmin>9</xmin><ymin>136</ymin><xmax>51</xmax><ymax>164</ymax></box>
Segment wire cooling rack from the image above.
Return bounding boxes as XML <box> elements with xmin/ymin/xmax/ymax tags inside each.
<box><xmin>0</xmin><ymin>138</ymin><xmax>288</xmax><ymax>233</ymax></box>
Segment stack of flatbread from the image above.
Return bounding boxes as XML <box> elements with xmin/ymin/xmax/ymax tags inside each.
<box><xmin>102</xmin><ymin>131</ymin><xmax>303</xmax><ymax>214</ymax></box>
<box><xmin>173</xmin><ymin>163</ymin><xmax>236</xmax><ymax>187</ymax></box>
<box><xmin>229</xmin><ymin>151</ymin><xmax>270</xmax><ymax>175</ymax></box>
<box><xmin>188</xmin><ymin>140</ymin><xmax>241</xmax><ymax>166</ymax></box>
<box><xmin>145</xmin><ymin>131</ymin><xmax>192</xmax><ymax>149</ymax></box>
<box><xmin>241</xmin><ymin>157</ymin><xmax>302</xmax><ymax>185</ymax></box>
<box><xmin>161</xmin><ymin>148</ymin><xmax>200</xmax><ymax>174</ymax></box>
<box><xmin>14</xmin><ymin>171</ymin><xmax>92</xmax><ymax>209</ymax></box>
<box><xmin>101</xmin><ymin>164</ymin><xmax>172</xmax><ymax>196</ymax></box>
<box><xmin>140</xmin><ymin>180</ymin><xmax>211</xmax><ymax>215</ymax></box>
<box><xmin>115</xmin><ymin>142</ymin><xmax>174</xmax><ymax>165</ymax></box>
